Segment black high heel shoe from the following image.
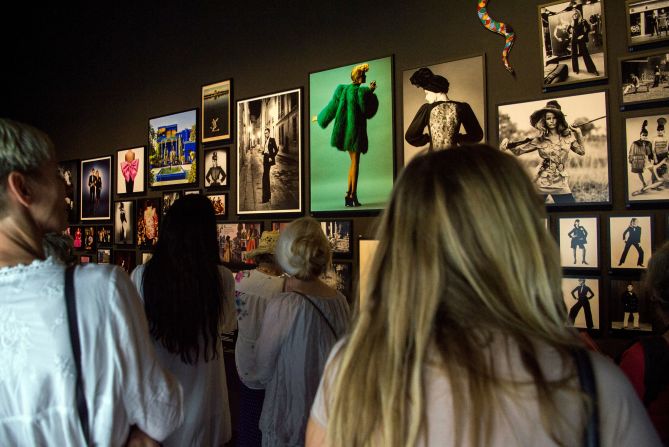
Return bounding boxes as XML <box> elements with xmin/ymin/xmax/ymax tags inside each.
<box><xmin>345</xmin><ymin>196</ymin><xmax>354</xmax><ymax>207</ymax></box>
<box><xmin>351</xmin><ymin>194</ymin><xmax>362</xmax><ymax>207</ymax></box>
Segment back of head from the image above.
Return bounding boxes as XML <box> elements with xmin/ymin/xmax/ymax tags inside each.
<box><xmin>142</xmin><ymin>194</ymin><xmax>223</xmax><ymax>364</ymax></box>
<box><xmin>43</xmin><ymin>232</ymin><xmax>75</xmax><ymax>266</ymax></box>
<box><xmin>646</xmin><ymin>241</ymin><xmax>669</xmax><ymax>318</ymax></box>
<box><xmin>276</xmin><ymin>217</ymin><xmax>331</xmax><ymax>280</ymax></box>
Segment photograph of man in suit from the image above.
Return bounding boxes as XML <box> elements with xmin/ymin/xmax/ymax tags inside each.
<box><xmin>619</xmin><ymin>218</ymin><xmax>645</xmax><ymax>267</ymax></box>
<box><xmin>262</xmin><ymin>128</ymin><xmax>279</xmax><ymax>203</ymax></box>
<box><xmin>568</xmin><ymin>278</ymin><xmax>595</xmax><ymax>329</ymax></box>
<box><xmin>87</xmin><ymin>167</ymin><xmax>96</xmax><ymax>212</ymax></box>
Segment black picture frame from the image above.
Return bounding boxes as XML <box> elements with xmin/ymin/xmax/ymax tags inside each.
<box><xmin>557</xmin><ymin>216</ymin><xmax>600</xmax><ymax>269</ymax></box>
<box><xmin>562</xmin><ymin>275</ymin><xmax>601</xmax><ymax>330</ymax></box>
<box><xmin>137</xmin><ymin>198</ymin><xmax>161</xmax><ymax>250</ymax></box>
<box><xmin>80</xmin><ymin>155</ymin><xmax>112</xmax><ymax>221</ymax></box>
<box><xmin>202</xmin><ymin>79</ymin><xmax>232</xmax><ymax>143</ymax></box>
<box><xmin>148</xmin><ymin>108</ymin><xmax>198</xmax><ymax>189</ymax></box>
<box><xmin>114</xmin><ymin>200</ymin><xmax>135</xmax><ymax>246</ymax></box>
<box><xmin>162</xmin><ymin>191</ymin><xmax>181</xmax><ymax>218</ymax></box>
<box><xmin>115</xmin><ymin>146</ymin><xmax>146</xmax><ymax>196</ymax></box>
<box><xmin>206</xmin><ymin>193</ymin><xmax>228</xmax><ymax>218</ymax></box>
<box><xmin>203</xmin><ymin>146</ymin><xmax>230</xmax><ymax>190</ymax></box>
<box><xmin>57</xmin><ymin>159</ymin><xmax>79</xmax><ymax>225</ymax></box>
<box><xmin>608</xmin><ymin>215</ymin><xmax>653</xmax><ymax>270</ymax></box>
<box><xmin>620</xmin><ymin>50</ymin><xmax>669</xmax><ymax>108</ymax></box>
<box><xmin>114</xmin><ymin>250</ymin><xmax>137</xmax><ymax>274</ymax></box>
<box><xmin>626</xmin><ymin>0</ymin><xmax>669</xmax><ymax>49</ymax></box>
<box><xmin>319</xmin><ymin>219</ymin><xmax>353</xmax><ymax>258</ymax></box>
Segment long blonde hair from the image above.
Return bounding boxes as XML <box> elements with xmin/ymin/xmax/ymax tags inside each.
<box><xmin>326</xmin><ymin>145</ymin><xmax>586</xmax><ymax>446</ymax></box>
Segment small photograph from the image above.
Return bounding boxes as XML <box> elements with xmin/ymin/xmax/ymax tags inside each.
<box><xmin>202</xmin><ymin>79</ymin><xmax>232</xmax><ymax>143</ymax></box>
<box><xmin>96</xmin><ymin>225</ymin><xmax>113</xmax><ymax>247</ymax></box>
<box><xmin>116</xmin><ymin>146</ymin><xmax>145</xmax><ymax>195</ymax></box>
<box><xmin>148</xmin><ymin>109</ymin><xmax>198</xmax><ymax>188</ymax></box>
<box><xmin>57</xmin><ymin>159</ymin><xmax>78</xmax><ymax>224</ymax></box>
<box><xmin>206</xmin><ymin>194</ymin><xmax>227</xmax><ymax>217</ymax></box>
<box><xmin>539</xmin><ymin>0</ymin><xmax>607</xmax><ymax>87</ymax></box>
<box><xmin>621</xmin><ymin>51</ymin><xmax>669</xmax><ymax>106</ymax></box>
<box><xmin>114</xmin><ymin>200</ymin><xmax>134</xmax><ymax>245</ymax></box>
<box><xmin>558</xmin><ymin>217</ymin><xmax>599</xmax><ymax>268</ymax></box>
<box><xmin>137</xmin><ymin>198</ymin><xmax>160</xmax><ymax>250</ymax></box>
<box><xmin>610</xmin><ymin>279</ymin><xmax>653</xmax><ymax>331</ymax></box>
<box><xmin>562</xmin><ymin>276</ymin><xmax>600</xmax><ymax>329</ymax></box>
<box><xmin>79</xmin><ymin>254</ymin><xmax>93</xmax><ymax>264</ymax></box>
<box><xmin>497</xmin><ymin>91</ymin><xmax>610</xmax><ymax>206</ymax></box>
<box><xmin>624</xmin><ymin>114</ymin><xmax>669</xmax><ymax>202</ymax></box>
<box><xmin>114</xmin><ymin>250</ymin><xmax>136</xmax><ymax>274</ymax></box>
<box><xmin>216</xmin><ymin>222</ymin><xmax>262</xmax><ymax>264</ymax></box>
<box><xmin>204</xmin><ymin>147</ymin><xmax>229</xmax><ymax>189</ymax></box>
<box><xmin>402</xmin><ymin>55</ymin><xmax>485</xmax><ymax>165</ymax></box>
<box><xmin>609</xmin><ymin>216</ymin><xmax>653</xmax><ymax>269</ymax></box>
<box><xmin>237</xmin><ymin>89</ymin><xmax>301</xmax><ymax>214</ymax></box>
<box><xmin>141</xmin><ymin>252</ymin><xmax>153</xmax><ymax>264</ymax></box>
<box><xmin>162</xmin><ymin>191</ymin><xmax>181</xmax><ymax>218</ymax></box>
<box><xmin>626</xmin><ymin>0</ymin><xmax>669</xmax><ymax>47</ymax></box>
<box><xmin>320</xmin><ymin>262</ymin><xmax>353</xmax><ymax>302</ymax></box>
<box><xmin>71</xmin><ymin>226</ymin><xmax>83</xmax><ymax>250</ymax></box>
<box><xmin>271</xmin><ymin>221</ymin><xmax>292</xmax><ymax>232</ymax></box>
<box><xmin>80</xmin><ymin>156</ymin><xmax>112</xmax><ymax>220</ymax></box>
<box><xmin>83</xmin><ymin>226</ymin><xmax>96</xmax><ymax>251</ymax></box>
<box><xmin>319</xmin><ymin>220</ymin><xmax>352</xmax><ymax>258</ymax></box>
<box><xmin>97</xmin><ymin>248</ymin><xmax>111</xmax><ymax>264</ymax></box>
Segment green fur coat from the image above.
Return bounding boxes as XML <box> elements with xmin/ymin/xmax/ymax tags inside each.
<box><xmin>317</xmin><ymin>83</ymin><xmax>379</xmax><ymax>154</ymax></box>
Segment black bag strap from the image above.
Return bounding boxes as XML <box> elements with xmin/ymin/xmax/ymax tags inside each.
<box><xmin>65</xmin><ymin>265</ymin><xmax>92</xmax><ymax>446</ymax></box>
<box><xmin>573</xmin><ymin>348</ymin><xmax>600</xmax><ymax>447</ymax></box>
<box><xmin>293</xmin><ymin>291</ymin><xmax>337</xmax><ymax>338</ymax></box>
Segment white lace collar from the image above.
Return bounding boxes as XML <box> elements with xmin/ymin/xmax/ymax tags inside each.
<box><xmin>0</xmin><ymin>256</ymin><xmax>58</xmax><ymax>278</ymax></box>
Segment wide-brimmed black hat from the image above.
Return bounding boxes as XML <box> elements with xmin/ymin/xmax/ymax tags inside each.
<box><xmin>530</xmin><ymin>100</ymin><xmax>568</xmax><ymax>129</ymax></box>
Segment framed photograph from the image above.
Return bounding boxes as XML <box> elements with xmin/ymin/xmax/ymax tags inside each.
<box><xmin>141</xmin><ymin>252</ymin><xmax>153</xmax><ymax>264</ymax></box>
<box><xmin>97</xmin><ymin>248</ymin><xmax>111</xmax><ymax>264</ymax></box>
<box><xmin>624</xmin><ymin>113</ymin><xmax>669</xmax><ymax>202</ymax></box>
<box><xmin>206</xmin><ymin>193</ymin><xmax>227</xmax><ymax>218</ymax></box>
<box><xmin>402</xmin><ymin>54</ymin><xmax>486</xmax><ymax>165</ymax></box>
<box><xmin>237</xmin><ymin>88</ymin><xmax>302</xmax><ymax>214</ymax></box>
<box><xmin>320</xmin><ymin>261</ymin><xmax>353</xmax><ymax>302</ymax></box>
<box><xmin>83</xmin><ymin>226</ymin><xmax>96</xmax><ymax>251</ymax></box>
<box><xmin>116</xmin><ymin>146</ymin><xmax>146</xmax><ymax>195</ymax></box>
<box><xmin>96</xmin><ymin>225</ymin><xmax>113</xmax><ymax>247</ymax></box>
<box><xmin>57</xmin><ymin>159</ymin><xmax>78</xmax><ymax>224</ymax></box>
<box><xmin>558</xmin><ymin>216</ymin><xmax>599</xmax><ymax>268</ymax></box>
<box><xmin>202</xmin><ymin>79</ymin><xmax>232</xmax><ymax>143</ymax></box>
<box><xmin>114</xmin><ymin>250</ymin><xmax>136</xmax><ymax>274</ymax></box>
<box><xmin>203</xmin><ymin>146</ymin><xmax>229</xmax><ymax>189</ymax></box>
<box><xmin>162</xmin><ymin>191</ymin><xmax>181</xmax><ymax>218</ymax></box>
<box><xmin>310</xmin><ymin>56</ymin><xmax>394</xmax><ymax>212</ymax></box>
<box><xmin>71</xmin><ymin>226</ymin><xmax>83</xmax><ymax>250</ymax></box>
<box><xmin>539</xmin><ymin>0</ymin><xmax>607</xmax><ymax>88</ymax></box>
<box><xmin>626</xmin><ymin>0</ymin><xmax>669</xmax><ymax>48</ymax></box>
<box><xmin>621</xmin><ymin>51</ymin><xmax>669</xmax><ymax>107</ymax></box>
<box><xmin>610</xmin><ymin>279</ymin><xmax>653</xmax><ymax>331</ymax></box>
<box><xmin>271</xmin><ymin>221</ymin><xmax>292</xmax><ymax>232</ymax></box>
<box><xmin>216</xmin><ymin>222</ymin><xmax>262</xmax><ymax>264</ymax></box>
<box><xmin>137</xmin><ymin>198</ymin><xmax>161</xmax><ymax>250</ymax></box>
<box><xmin>319</xmin><ymin>220</ymin><xmax>353</xmax><ymax>258</ymax></box>
<box><xmin>497</xmin><ymin>91</ymin><xmax>610</xmax><ymax>206</ymax></box>
<box><xmin>609</xmin><ymin>216</ymin><xmax>653</xmax><ymax>269</ymax></box>
<box><xmin>562</xmin><ymin>276</ymin><xmax>600</xmax><ymax>329</ymax></box>
<box><xmin>114</xmin><ymin>200</ymin><xmax>134</xmax><ymax>245</ymax></box>
<box><xmin>79</xmin><ymin>254</ymin><xmax>93</xmax><ymax>264</ymax></box>
<box><xmin>148</xmin><ymin>109</ymin><xmax>198</xmax><ymax>188</ymax></box>
<box><xmin>358</xmin><ymin>238</ymin><xmax>379</xmax><ymax>308</ymax></box>
<box><xmin>80</xmin><ymin>156</ymin><xmax>112</xmax><ymax>220</ymax></box>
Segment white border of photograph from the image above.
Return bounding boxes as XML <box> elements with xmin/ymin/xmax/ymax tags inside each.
<box><xmin>624</xmin><ymin>113</ymin><xmax>669</xmax><ymax>203</ymax></box>
<box><xmin>115</xmin><ymin>146</ymin><xmax>146</xmax><ymax>195</ymax></box>
<box><xmin>557</xmin><ymin>216</ymin><xmax>599</xmax><ymax>268</ymax></box>
<box><xmin>609</xmin><ymin>215</ymin><xmax>653</xmax><ymax>270</ymax></box>
<box><xmin>626</xmin><ymin>0</ymin><xmax>669</xmax><ymax>48</ymax></box>
<box><xmin>562</xmin><ymin>276</ymin><xmax>600</xmax><ymax>329</ymax></box>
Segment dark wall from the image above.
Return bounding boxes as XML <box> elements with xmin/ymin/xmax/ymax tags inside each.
<box><xmin>3</xmin><ymin>0</ymin><xmax>667</xmax><ymax>356</ymax></box>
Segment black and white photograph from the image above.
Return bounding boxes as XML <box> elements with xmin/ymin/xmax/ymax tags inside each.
<box><xmin>610</xmin><ymin>279</ymin><xmax>653</xmax><ymax>331</ymax></box>
<box><xmin>626</xmin><ymin>0</ymin><xmax>669</xmax><ymax>47</ymax></box>
<box><xmin>162</xmin><ymin>191</ymin><xmax>181</xmax><ymax>218</ymax></box>
<box><xmin>114</xmin><ymin>250</ymin><xmax>136</xmax><ymax>274</ymax></box>
<box><xmin>96</xmin><ymin>225</ymin><xmax>113</xmax><ymax>247</ymax></box>
<box><xmin>624</xmin><ymin>113</ymin><xmax>669</xmax><ymax>202</ymax></box>
<box><xmin>114</xmin><ymin>200</ymin><xmax>134</xmax><ymax>245</ymax></box>
<box><xmin>319</xmin><ymin>220</ymin><xmax>352</xmax><ymax>258</ymax></box>
<box><xmin>539</xmin><ymin>0</ymin><xmax>606</xmax><ymax>87</ymax></box>
<box><xmin>202</xmin><ymin>79</ymin><xmax>231</xmax><ymax>143</ymax></box>
<box><xmin>206</xmin><ymin>193</ymin><xmax>227</xmax><ymax>217</ymax></box>
<box><xmin>621</xmin><ymin>51</ymin><xmax>669</xmax><ymax>106</ymax></box>
<box><xmin>562</xmin><ymin>276</ymin><xmax>600</xmax><ymax>329</ymax></box>
<box><xmin>80</xmin><ymin>156</ymin><xmax>112</xmax><ymax>221</ymax></box>
<box><xmin>609</xmin><ymin>215</ymin><xmax>653</xmax><ymax>269</ymax></box>
<box><xmin>204</xmin><ymin>147</ymin><xmax>229</xmax><ymax>189</ymax></box>
<box><xmin>116</xmin><ymin>146</ymin><xmax>145</xmax><ymax>195</ymax></box>
<box><xmin>558</xmin><ymin>216</ymin><xmax>599</xmax><ymax>268</ymax></box>
<box><xmin>57</xmin><ymin>159</ymin><xmax>78</xmax><ymax>224</ymax></box>
<box><xmin>402</xmin><ymin>55</ymin><xmax>486</xmax><ymax>165</ymax></box>
<box><xmin>498</xmin><ymin>91</ymin><xmax>610</xmax><ymax>206</ymax></box>
<box><xmin>237</xmin><ymin>88</ymin><xmax>302</xmax><ymax>215</ymax></box>
<box><xmin>97</xmin><ymin>248</ymin><xmax>111</xmax><ymax>264</ymax></box>
<box><xmin>217</xmin><ymin>222</ymin><xmax>262</xmax><ymax>264</ymax></box>
<box><xmin>320</xmin><ymin>261</ymin><xmax>353</xmax><ymax>302</ymax></box>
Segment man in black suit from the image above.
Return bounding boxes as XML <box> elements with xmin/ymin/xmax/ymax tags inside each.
<box><xmin>87</xmin><ymin>168</ymin><xmax>96</xmax><ymax>213</ymax></box>
<box><xmin>619</xmin><ymin>218</ymin><xmax>645</xmax><ymax>267</ymax></box>
<box><xmin>568</xmin><ymin>278</ymin><xmax>595</xmax><ymax>329</ymax></box>
<box><xmin>261</xmin><ymin>128</ymin><xmax>279</xmax><ymax>203</ymax></box>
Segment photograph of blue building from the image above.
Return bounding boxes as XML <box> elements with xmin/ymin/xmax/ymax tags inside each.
<box><xmin>148</xmin><ymin>109</ymin><xmax>198</xmax><ymax>187</ymax></box>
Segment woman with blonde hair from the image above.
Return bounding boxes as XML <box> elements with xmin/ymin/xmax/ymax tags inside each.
<box><xmin>306</xmin><ymin>145</ymin><xmax>659</xmax><ymax>446</ymax></box>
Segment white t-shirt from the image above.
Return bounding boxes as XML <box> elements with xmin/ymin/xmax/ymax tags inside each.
<box><xmin>0</xmin><ymin>258</ymin><xmax>183</xmax><ymax>446</ymax></box>
<box><xmin>311</xmin><ymin>339</ymin><xmax>662</xmax><ymax>446</ymax></box>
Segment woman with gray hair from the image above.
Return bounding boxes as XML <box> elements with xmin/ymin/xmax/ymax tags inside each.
<box><xmin>0</xmin><ymin>118</ymin><xmax>183</xmax><ymax>445</ymax></box>
<box><xmin>253</xmin><ymin>217</ymin><xmax>350</xmax><ymax>447</ymax></box>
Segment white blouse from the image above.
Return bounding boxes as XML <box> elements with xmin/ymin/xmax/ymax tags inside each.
<box><xmin>0</xmin><ymin>258</ymin><xmax>183</xmax><ymax>446</ymax></box>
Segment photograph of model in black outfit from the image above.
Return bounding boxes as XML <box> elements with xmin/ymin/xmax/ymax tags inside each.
<box><xmin>622</xmin><ymin>283</ymin><xmax>641</xmax><ymax>329</ymax></box>
<box><xmin>568</xmin><ymin>218</ymin><xmax>588</xmax><ymax>265</ymax></box>
<box><xmin>619</xmin><ymin>218</ymin><xmax>645</xmax><ymax>267</ymax></box>
<box><xmin>568</xmin><ymin>278</ymin><xmax>595</xmax><ymax>329</ymax></box>
<box><xmin>204</xmin><ymin>149</ymin><xmax>228</xmax><ymax>189</ymax></box>
<box><xmin>404</xmin><ymin>67</ymin><xmax>483</xmax><ymax>152</ymax></box>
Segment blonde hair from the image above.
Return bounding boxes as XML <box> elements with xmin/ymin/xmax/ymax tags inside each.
<box><xmin>326</xmin><ymin>145</ymin><xmax>586</xmax><ymax>446</ymax></box>
<box><xmin>351</xmin><ymin>63</ymin><xmax>370</xmax><ymax>82</ymax></box>
<box><xmin>276</xmin><ymin>217</ymin><xmax>331</xmax><ymax>280</ymax></box>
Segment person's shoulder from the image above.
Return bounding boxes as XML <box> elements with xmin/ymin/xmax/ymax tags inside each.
<box><xmin>590</xmin><ymin>351</ymin><xmax>636</xmax><ymax>390</ymax></box>
<box><xmin>74</xmin><ymin>263</ymin><xmax>136</xmax><ymax>311</ymax></box>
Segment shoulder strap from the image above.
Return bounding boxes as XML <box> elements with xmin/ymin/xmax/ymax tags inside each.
<box><xmin>65</xmin><ymin>265</ymin><xmax>91</xmax><ymax>446</ymax></box>
<box><xmin>293</xmin><ymin>291</ymin><xmax>337</xmax><ymax>338</ymax></box>
<box><xmin>573</xmin><ymin>349</ymin><xmax>600</xmax><ymax>447</ymax></box>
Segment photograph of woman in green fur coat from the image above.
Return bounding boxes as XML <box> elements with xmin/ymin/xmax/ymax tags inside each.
<box><xmin>310</xmin><ymin>57</ymin><xmax>394</xmax><ymax>212</ymax></box>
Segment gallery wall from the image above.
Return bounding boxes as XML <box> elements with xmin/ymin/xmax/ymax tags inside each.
<box><xmin>3</xmin><ymin>0</ymin><xmax>669</xmax><ymax>356</ymax></box>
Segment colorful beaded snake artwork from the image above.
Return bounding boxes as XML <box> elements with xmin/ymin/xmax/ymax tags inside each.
<box><xmin>477</xmin><ymin>0</ymin><xmax>516</xmax><ymax>74</ymax></box>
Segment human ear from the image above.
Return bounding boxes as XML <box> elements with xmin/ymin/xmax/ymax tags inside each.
<box><xmin>6</xmin><ymin>171</ymin><xmax>33</xmax><ymax>207</ymax></box>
